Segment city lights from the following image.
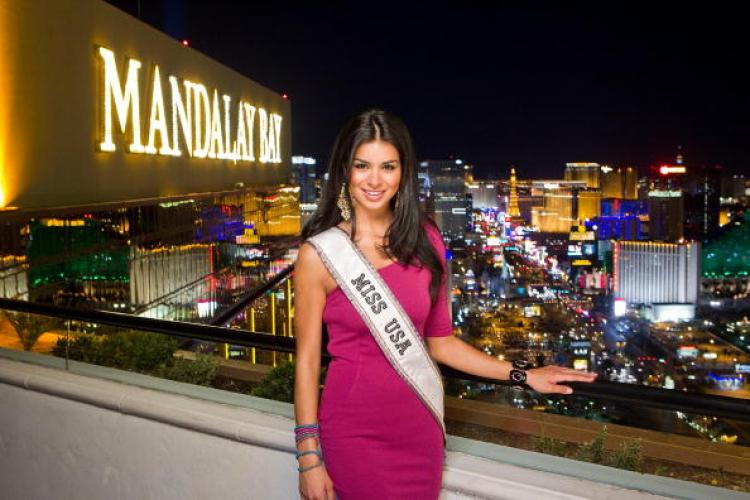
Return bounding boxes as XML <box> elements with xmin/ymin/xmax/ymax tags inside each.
<box><xmin>659</xmin><ymin>165</ymin><xmax>687</xmax><ymax>175</ymax></box>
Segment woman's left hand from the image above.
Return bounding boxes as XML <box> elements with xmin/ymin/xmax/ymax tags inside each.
<box><xmin>525</xmin><ymin>365</ymin><xmax>597</xmax><ymax>394</ymax></box>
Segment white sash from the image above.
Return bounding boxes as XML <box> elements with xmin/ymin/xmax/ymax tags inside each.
<box><xmin>308</xmin><ymin>226</ymin><xmax>446</xmax><ymax>439</ymax></box>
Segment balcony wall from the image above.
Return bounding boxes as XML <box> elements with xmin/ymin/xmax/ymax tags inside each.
<box><xmin>1</xmin><ymin>348</ymin><xmax>746</xmax><ymax>500</ymax></box>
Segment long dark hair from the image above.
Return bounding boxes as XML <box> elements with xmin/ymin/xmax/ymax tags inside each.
<box><xmin>302</xmin><ymin>109</ymin><xmax>444</xmax><ymax>304</ymax></box>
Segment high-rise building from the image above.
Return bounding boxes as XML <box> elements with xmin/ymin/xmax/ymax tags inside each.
<box><xmin>600</xmin><ymin>166</ymin><xmax>623</xmax><ymax>198</ymax></box>
<box><xmin>0</xmin><ymin>0</ymin><xmax>295</xmax><ymax>316</ymax></box>
<box><xmin>466</xmin><ymin>181</ymin><xmax>499</xmax><ymax>209</ymax></box>
<box><xmin>648</xmin><ymin>190</ymin><xmax>684</xmax><ymax>242</ymax></box>
<box><xmin>565</xmin><ymin>162</ymin><xmax>601</xmax><ymax>189</ymax></box>
<box><xmin>721</xmin><ymin>174</ymin><xmax>747</xmax><ymax>200</ymax></box>
<box><xmin>291</xmin><ymin>156</ymin><xmax>318</xmax><ymax>203</ymax></box>
<box><xmin>623</xmin><ymin>167</ymin><xmax>638</xmax><ymax>199</ymax></box>
<box><xmin>536</xmin><ymin>188</ymin><xmax>574</xmax><ymax>233</ymax></box>
<box><xmin>576</xmin><ymin>189</ymin><xmax>601</xmax><ymax>222</ymax></box>
<box><xmin>683</xmin><ymin>165</ymin><xmax>722</xmax><ymax>242</ymax></box>
<box><xmin>613</xmin><ymin>241</ymin><xmax>700</xmax><ymax>305</ymax></box>
<box><xmin>600</xmin><ymin>166</ymin><xmax>638</xmax><ymax>199</ymax></box>
<box><xmin>420</xmin><ymin>159</ymin><xmax>469</xmax><ymax>238</ymax></box>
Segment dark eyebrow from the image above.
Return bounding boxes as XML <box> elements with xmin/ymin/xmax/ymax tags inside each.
<box><xmin>352</xmin><ymin>158</ymin><xmax>400</xmax><ymax>166</ymax></box>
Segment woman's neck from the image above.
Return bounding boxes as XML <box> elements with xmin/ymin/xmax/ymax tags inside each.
<box><xmin>346</xmin><ymin>208</ymin><xmax>393</xmax><ymax>237</ymax></box>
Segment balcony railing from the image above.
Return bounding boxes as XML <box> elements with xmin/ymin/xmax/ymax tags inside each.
<box><xmin>1</xmin><ymin>296</ymin><xmax>748</xmax><ymax>422</ymax></box>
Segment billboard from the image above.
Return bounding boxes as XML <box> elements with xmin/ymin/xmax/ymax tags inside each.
<box><xmin>0</xmin><ymin>0</ymin><xmax>291</xmax><ymax>210</ymax></box>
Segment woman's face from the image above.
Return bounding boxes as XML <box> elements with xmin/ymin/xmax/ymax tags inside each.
<box><xmin>348</xmin><ymin>140</ymin><xmax>402</xmax><ymax>217</ymax></box>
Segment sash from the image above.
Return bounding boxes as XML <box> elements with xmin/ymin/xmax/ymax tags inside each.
<box><xmin>308</xmin><ymin>226</ymin><xmax>446</xmax><ymax>439</ymax></box>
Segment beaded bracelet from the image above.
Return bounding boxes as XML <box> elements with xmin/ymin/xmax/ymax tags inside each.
<box><xmin>295</xmin><ymin>449</ymin><xmax>322</xmax><ymax>460</ymax></box>
<box><xmin>295</xmin><ymin>423</ymin><xmax>320</xmax><ymax>444</ymax></box>
<box><xmin>296</xmin><ymin>449</ymin><xmax>324</xmax><ymax>473</ymax></box>
<box><xmin>298</xmin><ymin>461</ymin><xmax>324</xmax><ymax>473</ymax></box>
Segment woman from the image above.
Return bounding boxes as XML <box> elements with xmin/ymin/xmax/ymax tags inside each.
<box><xmin>293</xmin><ymin>109</ymin><xmax>597</xmax><ymax>500</ymax></box>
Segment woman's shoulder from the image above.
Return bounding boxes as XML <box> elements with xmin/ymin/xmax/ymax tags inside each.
<box><xmin>296</xmin><ymin>241</ymin><xmax>322</xmax><ymax>270</ymax></box>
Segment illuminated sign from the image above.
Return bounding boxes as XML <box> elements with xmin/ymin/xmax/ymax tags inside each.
<box><xmin>571</xmin><ymin>259</ymin><xmax>592</xmax><ymax>266</ymax></box>
<box><xmin>659</xmin><ymin>165</ymin><xmax>686</xmax><ymax>175</ymax></box>
<box><xmin>569</xmin><ymin>231</ymin><xmax>595</xmax><ymax>241</ymax></box>
<box><xmin>98</xmin><ymin>47</ymin><xmax>282</xmax><ymax>164</ymax></box>
<box><xmin>678</xmin><ymin>346</ymin><xmax>698</xmax><ymax>358</ymax></box>
<box><xmin>566</xmin><ymin>162</ymin><xmax>599</xmax><ymax>168</ymax></box>
<box><xmin>613</xmin><ymin>297</ymin><xmax>627</xmax><ymax>317</ymax></box>
<box><xmin>648</xmin><ymin>190</ymin><xmax>682</xmax><ymax>198</ymax></box>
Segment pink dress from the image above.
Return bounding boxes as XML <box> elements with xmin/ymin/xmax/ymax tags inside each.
<box><xmin>318</xmin><ymin>226</ymin><xmax>452</xmax><ymax>499</ymax></box>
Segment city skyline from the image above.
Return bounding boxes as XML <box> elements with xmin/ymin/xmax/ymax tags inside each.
<box><xmin>107</xmin><ymin>1</ymin><xmax>749</xmax><ymax>179</ymax></box>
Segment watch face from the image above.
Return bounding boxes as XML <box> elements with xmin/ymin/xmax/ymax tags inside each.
<box><xmin>510</xmin><ymin>369</ymin><xmax>526</xmax><ymax>383</ymax></box>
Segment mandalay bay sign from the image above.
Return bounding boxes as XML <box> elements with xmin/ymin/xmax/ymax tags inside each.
<box><xmin>0</xmin><ymin>0</ymin><xmax>290</xmax><ymax>210</ymax></box>
<box><xmin>98</xmin><ymin>47</ymin><xmax>283</xmax><ymax>164</ymax></box>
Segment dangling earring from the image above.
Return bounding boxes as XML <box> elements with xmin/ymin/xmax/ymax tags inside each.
<box><xmin>337</xmin><ymin>184</ymin><xmax>351</xmax><ymax>221</ymax></box>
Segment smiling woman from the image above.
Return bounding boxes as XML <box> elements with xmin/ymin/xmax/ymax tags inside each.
<box><xmin>292</xmin><ymin>109</ymin><xmax>597</xmax><ymax>499</ymax></box>
<box><xmin>348</xmin><ymin>140</ymin><xmax>401</xmax><ymax>214</ymax></box>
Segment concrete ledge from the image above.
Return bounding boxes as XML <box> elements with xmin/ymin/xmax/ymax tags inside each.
<box><xmin>1</xmin><ymin>347</ymin><xmax>747</xmax><ymax>499</ymax></box>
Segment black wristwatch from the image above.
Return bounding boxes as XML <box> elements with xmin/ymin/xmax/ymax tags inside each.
<box><xmin>510</xmin><ymin>359</ymin><xmax>530</xmax><ymax>391</ymax></box>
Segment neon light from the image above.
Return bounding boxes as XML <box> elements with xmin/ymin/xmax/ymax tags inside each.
<box><xmin>273</xmin><ymin>114</ymin><xmax>283</xmax><ymax>163</ymax></box>
<box><xmin>192</xmin><ymin>82</ymin><xmax>210</xmax><ymax>158</ymax></box>
<box><xmin>244</xmin><ymin>103</ymin><xmax>257</xmax><ymax>162</ymax></box>
<box><xmin>169</xmin><ymin>76</ymin><xmax>192</xmax><ymax>157</ymax></box>
<box><xmin>98</xmin><ymin>46</ymin><xmax>144</xmax><ymax>153</ymax></box>
<box><xmin>660</xmin><ymin>165</ymin><xmax>686</xmax><ymax>175</ymax></box>
<box><xmin>208</xmin><ymin>89</ymin><xmax>224</xmax><ymax>159</ymax></box>
<box><xmin>145</xmin><ymin>65</ymin><xmax>174</xmax><ymax>155</ymax></box>
<box><xmin>236</xmin><ymin>102</ymin><xmax>248</xmax><ymax>161</ymax></box>
<box><xmin>97</xmin><ymin>47</ymin><xmax>283</xmax><ymax>164</ymax></box>
<box><xmin>222</xmin><ymin>94</ymin><xmax>232</xmax><ymax>160</ymax></box>
<box><xmin>648</xmin><ymin>190</ymin><xmax>682</xmax><ymax>198</ymax></box>
<box><xmin>258</xmin><ymin>108</ymin><xmax>269</xmax><ymax>163</ymax></box>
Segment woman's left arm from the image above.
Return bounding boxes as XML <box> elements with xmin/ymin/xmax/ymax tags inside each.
<box><xmin>426</xmin><ymin>335</ymin><xmax>597</xmax><ymax>395</ymax></box>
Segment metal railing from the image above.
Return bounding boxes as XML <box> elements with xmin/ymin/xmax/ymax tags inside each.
<box><xmin>2</xmin><ymin>296</ymin><xmax>749</xmax><ymax>423</ymax></box>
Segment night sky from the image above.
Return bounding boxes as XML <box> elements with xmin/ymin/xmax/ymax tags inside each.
<box><xmin>107</xmin><ymin>1</ymin><xmax>749</xmax><ymax>179</ymax></box>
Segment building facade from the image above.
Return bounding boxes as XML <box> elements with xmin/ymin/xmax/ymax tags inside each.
<box><xmin>421</xmin><ymin>159</ymin><xmax>470</xmax><ymax>238</ymax></box>
<box><xmin>0</xmin><ymin>0</ymin><xmax>298</xmax><ymax>330</ymax></box>
<box><xmin>648</xmin><ymin>190</ymin><xmax>684</xmax><ymax>242</ymax></box>
<box><xmin>613</xmin><ymin>241</ymin><xmax>700</xmax><ymax>305</ymax></box>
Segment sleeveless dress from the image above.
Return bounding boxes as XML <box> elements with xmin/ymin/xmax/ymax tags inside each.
<box><xmin>318</xmin><ymin>226</ymin><xmax>453</xmax><ymax>499</ymax></box>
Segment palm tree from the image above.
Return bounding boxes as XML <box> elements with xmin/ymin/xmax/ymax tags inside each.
<box><xmin>2</xmin><ymin>311</ymin><xmax>55</xmax><ymax>351</ymax></box>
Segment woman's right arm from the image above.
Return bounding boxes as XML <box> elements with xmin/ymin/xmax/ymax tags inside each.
<box><xmin>293</xmin><ymin>243</ymin><xmax>335</xmax><ymax>500</ymax></box>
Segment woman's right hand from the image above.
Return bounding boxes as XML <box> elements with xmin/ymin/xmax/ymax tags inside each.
<box><xmin>298</xmin><ymin>463</ymin><xmax>335</xmax><ymax>500</ymax></box>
